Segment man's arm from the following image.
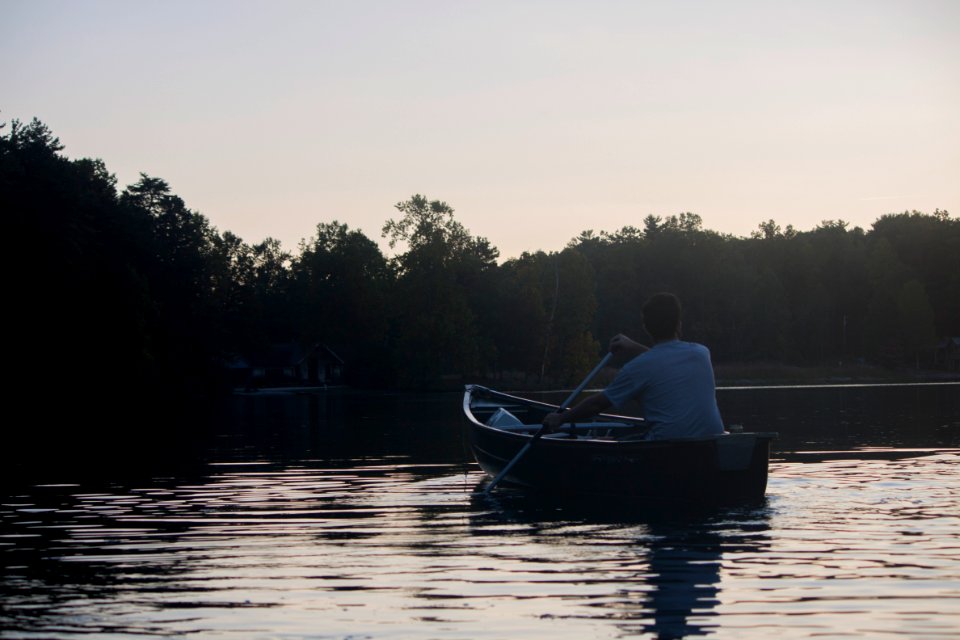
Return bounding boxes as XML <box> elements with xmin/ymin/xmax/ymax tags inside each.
<box><xmin>542</xmin><ymin>392</ymin><xmax>613</xmax><ymax>432</ymax></box>
<box><xmin>609</xmin><ymin>334</ymin><xmax>649</xmax><ymax>367</ymax></box>
<box><xmin>541</xmin><ymin>333</ymin><xmax>645</xmax><ymax>432</ymax></box>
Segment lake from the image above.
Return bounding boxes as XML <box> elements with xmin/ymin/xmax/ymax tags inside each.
<box><xmin>2</xmin><ymin>383</ymin><xmax>958</xmax><ymax>639</ymax></box>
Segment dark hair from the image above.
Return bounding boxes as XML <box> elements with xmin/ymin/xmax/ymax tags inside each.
<box><xmin>642</xmin><ymin>293</ymin><xmax>681</xmax><ymax>341</ymax></box>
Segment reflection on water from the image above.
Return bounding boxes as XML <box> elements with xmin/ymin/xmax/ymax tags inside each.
<box><xmin>643</xmin><ymin>521</ymin><xmax>724</xmax><ymax>638</ymax></box>
<box><xmin>471</xmin><ymin>492</ymin><xmax>766</xmax><ymax>638</ymax></box>
<box><xmin>0</xmin><ymin>465</ymin><xmax>773</xmax><ymax>639</ymax></box>
<box><xmin>1</xmin><ymin>384</ymin><xmax>959</xmax><ymax>639</ymax></box>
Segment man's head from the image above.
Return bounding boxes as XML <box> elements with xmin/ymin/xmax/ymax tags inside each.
<box><xmin>642</xmin><ymin>293</ymin><xmax>682</xmax><ymax>342</ymax></box>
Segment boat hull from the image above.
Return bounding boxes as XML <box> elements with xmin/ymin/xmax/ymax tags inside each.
<box><xmin>465</xmin><ymin>385</ymin><xmax>775</xmax><ymax>504</ymax></box>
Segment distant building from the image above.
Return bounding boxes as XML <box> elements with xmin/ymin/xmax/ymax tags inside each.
<box><xmin>934</xmin><ymin>337</ymin><xmax>960</xmax><ymax>372</ymax></box>
<box><xmin>230</xmin><ymin>343</ymin><xmax>345</xmax><ymax>388</ymax></box>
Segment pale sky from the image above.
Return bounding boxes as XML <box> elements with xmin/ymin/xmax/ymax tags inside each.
<box><xmin>4</xmin><ymin>0</ymin><xmax>958</xmax><ymax>259</ymax></box>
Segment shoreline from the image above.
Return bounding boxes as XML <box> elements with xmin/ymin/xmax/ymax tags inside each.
<box><xmin>712</xmin><ymin>362</ymin><xmax>960</xmax><ymax>387</ymax></box>
<box><xmin>415</xmin><ymin>363</ymin><xmax>960</xmax><ymax>394</ymax></box>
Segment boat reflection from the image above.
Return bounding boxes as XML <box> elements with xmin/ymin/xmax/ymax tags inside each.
<box><xmin>471</xmin><ymin>488</ymin><xmax>772</xmax><ymax>638</ymax></box>
<box><xmin>639</xmin><ymin>519</ymin><xmax>725</xmax><ymax>638</ymax></box>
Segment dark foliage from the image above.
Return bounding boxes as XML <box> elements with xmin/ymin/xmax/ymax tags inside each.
<box><xmin>3</xmin><ymin>117</ymin><xmax>957</xmax><ymax>461</ymax></box>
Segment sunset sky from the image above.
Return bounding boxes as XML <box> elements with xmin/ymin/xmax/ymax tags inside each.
<box><xmin>4</xmin><ymin>0</ymin><xmax>958</xmax><ymax>259</ymax></box>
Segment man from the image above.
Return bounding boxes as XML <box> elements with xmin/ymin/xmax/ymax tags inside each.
<box><xmin>542</xmin><ymin>293</ymin><xmax>724</xmax><ymax>440</ymax></box>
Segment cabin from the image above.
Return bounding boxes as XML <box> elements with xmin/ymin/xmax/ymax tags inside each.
<box><xmin>231</xmin><ymin>343</ymin><xmax>345</xmax><ymax>389</ymax></box>
<box><xmin>934</xmin><ymin>337</ymin><xmax>960</xmax><ymax>372</ymax></box>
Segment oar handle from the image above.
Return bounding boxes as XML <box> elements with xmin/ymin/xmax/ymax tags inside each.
<box><xmin>558</xmin><ymin>352</ymin><xmax>613</xmax><ymax>410</ymax></box>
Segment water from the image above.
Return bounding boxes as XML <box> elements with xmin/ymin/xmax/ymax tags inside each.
<box><xmin>2</xmin><ymin>384</ymin><xmax>958</xmax><ymax>639</ymax></box>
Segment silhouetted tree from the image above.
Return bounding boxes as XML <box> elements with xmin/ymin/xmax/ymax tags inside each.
<box><xmin>382</xmin><ymin>195</ymin><xmax>499</xmax><ymax>387</ymax></box>
<box><xmin>291</xmin><ymin>221</ymin><xmax>391</xmax><ymax>385</ymax></box>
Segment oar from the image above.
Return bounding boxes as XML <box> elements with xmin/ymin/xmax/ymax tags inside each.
<box><xmin>484</xmin><ymin>352</ymin><xmax>613</xmax><ymax>495</ymax></box>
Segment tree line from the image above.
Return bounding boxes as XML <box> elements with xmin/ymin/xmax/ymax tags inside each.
<box><xmin>5</xmin><ymin>118</ymin><xmax>958</xmax><ymax>418</ymax></box>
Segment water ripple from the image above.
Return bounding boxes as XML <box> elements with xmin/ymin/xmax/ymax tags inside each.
<box><xmin>2</xmin><ymin>451</ymin><xmax>959</xmax><ymax>639</ymax></box>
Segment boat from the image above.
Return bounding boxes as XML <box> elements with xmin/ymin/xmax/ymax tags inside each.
<box><xmin>464</xmin><ymin>384</ymin><xmax>777</xmax><ymax>504</ymax></box>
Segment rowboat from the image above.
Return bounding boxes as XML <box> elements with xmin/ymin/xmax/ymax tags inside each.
<box><xmin>464</xmin><ymin>384</ymin><xmax>777</xmax><ymax>504</ymax></box>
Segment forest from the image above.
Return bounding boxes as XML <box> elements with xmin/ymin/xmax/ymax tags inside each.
<box><xmin>4</xmin><ymin>118</ymin><xmax>959</xmax><ymax>429</ymax></box>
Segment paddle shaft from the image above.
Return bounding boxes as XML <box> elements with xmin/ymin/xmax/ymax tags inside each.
<box><xmin>484</xmin><ymin>352</ymin><xmax>613</xmax><ymax>494</ymax></box>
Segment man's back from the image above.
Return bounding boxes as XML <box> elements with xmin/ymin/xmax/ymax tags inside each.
<box><xmin>602</xmin><ymin>340</ymin><xmax>724</xmax><ymax>439</ymax></box>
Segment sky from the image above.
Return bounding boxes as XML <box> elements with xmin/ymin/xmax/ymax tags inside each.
<box><xmin>4</xmin><ymin>0</ymin><xmax>958</xmax><ymax>259</ymax></box>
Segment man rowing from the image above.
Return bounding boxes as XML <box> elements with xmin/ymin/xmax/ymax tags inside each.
<box><xmin>542</xmin><ymin>292</ymin><xmax>725</xmax><ymax>440</ymax></box>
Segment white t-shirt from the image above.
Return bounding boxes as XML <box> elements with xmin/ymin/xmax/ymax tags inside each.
<box><xmin>602</xmin><ymin>340</ymin><xmax>724</xmax><ymax>440</ymax></box>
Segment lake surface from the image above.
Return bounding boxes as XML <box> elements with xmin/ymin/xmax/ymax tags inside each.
<box><xmin>2</xmin><ymin>383</ymin><xmax>958</xmax><ymax>639</ymax></box>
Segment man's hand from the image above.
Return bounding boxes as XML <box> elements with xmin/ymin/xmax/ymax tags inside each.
<box><xmin>608</xmin><ymin>334</ymin><xmax>649</xmax><ymax>366</ymax></box>
<box><xmin>542</xmin><ymin>410</ymin><xmax>568</xmax><ymax>433</ymax></box>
